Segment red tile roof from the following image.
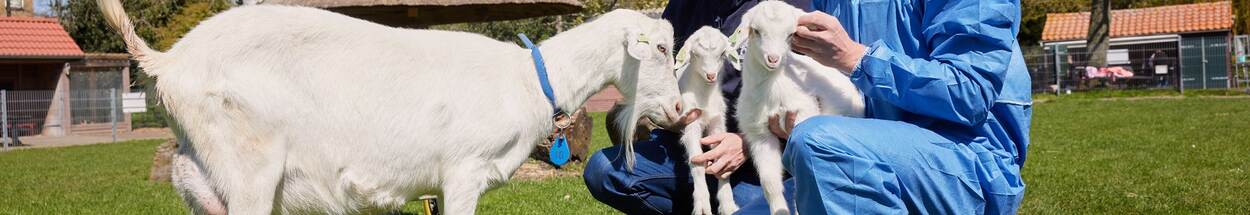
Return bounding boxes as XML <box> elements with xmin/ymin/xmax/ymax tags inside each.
<box><xmin>0</xmin><ymin>16</ymin><xmax>84</xmax><ymax>59</ymax></box>
<box><xmin>1041</xmin><ymin>1</ymin><xmax>1232</xmax><ymax>42</ymax></box>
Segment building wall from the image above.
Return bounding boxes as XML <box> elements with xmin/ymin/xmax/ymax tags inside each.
<box><xmin>3</xmin><ymin>0</ymin><xmax>37</xmax><ymax>17</ymax></box>
<box><xmin>0</xmin><ymin>62</ymin><xmax>62</xmax><ymax>90</ymax></box>
<box><xmin>0</xmin><ymin>61</ymin><xmax>65</xmax><ymax>136</ymax></box>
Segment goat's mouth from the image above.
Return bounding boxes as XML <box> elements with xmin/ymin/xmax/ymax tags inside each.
<box><xmin>648</xmin><ymin>109</ymin><xmax>681</xmax><ymax>129</ymax></box>
<box><xmin>760</xmin><ymin>58</ymin><xmax>782</xmax><ymax>70</ymax></box>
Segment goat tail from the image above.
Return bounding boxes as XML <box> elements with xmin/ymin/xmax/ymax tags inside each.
<box><xmin>97</xmin><ymin>0</ymin><xmax>164</xmax><ymax>76</ymax></box>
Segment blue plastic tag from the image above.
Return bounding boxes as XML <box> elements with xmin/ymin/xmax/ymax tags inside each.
<box><xmin>549</xmin><ymin>134</ymin><xmax>571</xmax><ymax>167</ymax></box>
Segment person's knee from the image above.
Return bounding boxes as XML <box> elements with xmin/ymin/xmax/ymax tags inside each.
<box><xmin>582</xmin><ymin>145</ymin><xmax>677</xmax><ymax>214</ymax></box>
<box><xmin>784</xmin><ymin>116</ymin><xmax>860</xmax><ymax>167</ymax></box>
<box><xmin>788</xmin><ymin>116</ymin><xmax>857</xmax><ymax>150</ymax></box>
<box><xmin>583</xmin><ymin>147</ymin><xmax>618</xmax><ymax>195</ymax></box>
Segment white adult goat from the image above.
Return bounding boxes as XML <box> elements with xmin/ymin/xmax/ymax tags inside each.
<box><xmin>733</xmin><ymin>2</ymin><xmax>865</xmax><ymax>214</ymax></box>
<box><xmin>97</xmin><ymin>0</ymin><xmax>685</xmax><ymax>214</ymax></box>
<box><xmin>673</xmin><ymin>27</ymin><xmax>738</xmax><ymax>215</ymax></box>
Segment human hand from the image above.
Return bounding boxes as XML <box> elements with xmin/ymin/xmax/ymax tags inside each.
<box><xmin>767</xmin><ymin>111</ymin><xmax>798</xmax><ymax>139</ymax></box>
<box><xmin>790</xmin><ymin>11</ymin><xmax>867</xmax><ymax>73</ymax></box>
<box><xmin>691</xmin><ymin>133</ymin><xmax>747</xmax><ymax>179</ymax></box>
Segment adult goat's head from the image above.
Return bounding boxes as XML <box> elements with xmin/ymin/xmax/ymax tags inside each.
<box><xmin>593</xmin><ymin>10</ymin><xmax>682</xmax><ymax>169</ymax></box>
<box><xmin>618</xmin><ymin>16</ymin><xmax>681</xmax><ymax>129</ymax></box>
<box><xmin>735</xmin><ymin>1</ymin><xmax>805</xmax><ymax>71</ymax></box>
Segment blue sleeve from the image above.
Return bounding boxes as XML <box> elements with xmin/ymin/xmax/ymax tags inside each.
<box><xmin>848</xmin><ymin>0</ymin><xmax>1019</xmax><ymax>126</ymax></box>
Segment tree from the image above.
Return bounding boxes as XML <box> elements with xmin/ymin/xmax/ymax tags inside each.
<box><xmin>52</xmin><ymin>0</ymin><xmax>181</xmax><ymax>53</ymax></box>
<box><xmin>432</xmin><ymin>0</ymin><xmax>668</xmax><ymax>43</ymax></box>
<box><xmin>1237</xmin><ymin>0</ymin><xmax>1250</xmax><ymax>35</ymax></box>
<box><xmin>1085</xmin><ymin>0</ymin><xmax>1111</xmax><ymax>68</ymax></box>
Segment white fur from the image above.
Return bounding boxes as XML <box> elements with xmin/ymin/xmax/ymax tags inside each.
<box><xmin>674</xmin><ymin>27</ymin><xmax>737</xmax><ymax>215</ymax></box>
<box><xmin>732</xmin><ymin>2</ymin><xmax>865</xmax><ymax>214</ymax></box>
<box><xmin>97</xmin><ymin>1</ymin><xmax>682</xmax><ymax>214</ymax></box>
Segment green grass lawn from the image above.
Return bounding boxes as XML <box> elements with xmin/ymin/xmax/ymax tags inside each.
<box><xmin>1023</xmin><ymin>97</ymin><xmax>1250</xmax><ymax>213</ymax></box>
<box><xmin>1</xmin><ymin>97</ymin><xmax>1247</xmax><ymax>214</ymax></box>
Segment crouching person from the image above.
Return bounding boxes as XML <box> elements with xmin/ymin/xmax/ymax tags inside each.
<box><xmin>583</xmin><ymin>0</ymin><xmax>1032</xmax><ymax>213</ymax></box>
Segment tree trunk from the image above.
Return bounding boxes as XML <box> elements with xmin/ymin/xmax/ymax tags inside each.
<box><xmin>1086</xmin><ymin>0</ymin><xmax>1111</xmax><ymax>68</ymax></box>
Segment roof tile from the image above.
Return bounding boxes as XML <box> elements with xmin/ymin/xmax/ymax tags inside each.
<box><xmin>1041</xmin><ymin>1</ymin><xmax>1232</xmax><ymax>42</ymax></box>
<box><xmin>0</xmin><ymin>17</ymin><xmax>84</xmax><ymax>59</ymax></box>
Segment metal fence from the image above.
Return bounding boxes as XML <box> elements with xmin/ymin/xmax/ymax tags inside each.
<box><xmin>1026</xmin><ymin>46</ymin><xmax>1187</xmax><ymax>93</ymax></box>
<box><xmin>1</xmin><ymin>89</ymin><xmax>124</xmax><ymax>149</ymax></box>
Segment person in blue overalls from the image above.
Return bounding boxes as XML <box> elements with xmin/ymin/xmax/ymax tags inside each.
<box><xmin>583</xmin><ymin>0</ymin><xmax>1032</xmax><ymax>214</ymax></box>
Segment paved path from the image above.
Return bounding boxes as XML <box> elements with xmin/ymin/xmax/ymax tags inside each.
<box><xmin>1</xmin><ymin>128</ymin><xmax>173</xmax><ymax>150</ymax></box>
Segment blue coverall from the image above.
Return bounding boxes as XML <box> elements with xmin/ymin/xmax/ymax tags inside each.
<box><xmin>583</xmin><ymin>0</ymin><xmax>1032</xmax><ymax>213</ymax></box>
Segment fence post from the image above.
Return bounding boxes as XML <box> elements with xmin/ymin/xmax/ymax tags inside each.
<box><xmin>110</xmin><ymin>88</ymin><xmax>117</xmax><ymax>143</ymax></box>
<box><xmin>1052</xmin><ymin>46</ymin><xmax>1062</xmax><ymax>96</ymax></box>
<box><xmin>2</xmin><ymin>90</ymin><xmax>6</xmax><ymax>150</ymax></box>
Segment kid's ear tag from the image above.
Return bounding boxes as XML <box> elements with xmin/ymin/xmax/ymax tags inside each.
<box><xmin>726</xmin><ymin>27</ymin><xmax>748</xmax><ymax>70</ymax></box>
<box><xmin>549</xmin><ymin>134</ymin><xmax>571</xmax><ymax>167</ymax></box>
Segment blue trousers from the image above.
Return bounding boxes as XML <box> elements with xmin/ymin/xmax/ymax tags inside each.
<box><xmin>582</xmin><ymin>129</ymin><xmax>775</xmax><ymax>214</ymax></box>
<box><xmin>584</xmin><ymin>116</ymin><xmax>1024</xmax><ymax>214</ymax></box>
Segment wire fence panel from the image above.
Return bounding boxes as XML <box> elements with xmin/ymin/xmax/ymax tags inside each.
<box><xmin>1026</xmin><ymin>44</ymin><xmax>1188</xmax><ymax>93</ymax></box>
<box><xmin>4</xmin><ymin>90</ymin><xmax>55</xmax><ymax>137</ymax></box>
<box><xmin>0</xmin><ymin>89</ymin><xmax>122</xmax><ymax>141</ymax></box>
<box><xmin>70</xmin><ymin>89</ymin><xmax>122</xmax><ymax>125</ymax></box>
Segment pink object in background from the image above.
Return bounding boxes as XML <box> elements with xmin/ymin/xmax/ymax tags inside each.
<box><xmin>1105</xmin><ymin>67</ymin><xmax>1134</xmax><ymax>78</ymax></box>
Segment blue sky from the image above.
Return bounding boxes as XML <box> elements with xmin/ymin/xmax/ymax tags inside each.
<box><xmin>31</xmin><ymin>0</ymin><xmax>54</xmax><ymax>15</ymax></box>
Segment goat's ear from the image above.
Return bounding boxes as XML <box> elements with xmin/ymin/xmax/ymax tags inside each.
<box><xmin>673</xmin><ymin>44</ymin><xmax>692</xmax><ymax>74</ymax></box>
<box><xmin>724</xmin><ymin>36</ymin><xmax>744</xmax><ymax>70</ymax></box>
<box><xmin>625</xmin><ymin>28</ymin><xmax>652</xmax><ymax>60</ymax></box>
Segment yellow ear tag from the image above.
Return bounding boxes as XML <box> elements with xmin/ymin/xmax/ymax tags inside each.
<box><xmin>728</xmin><ymin>27</ymin><xmax>747</xmax><ymax>47</ymax></box>
<box><xmin>636</xmin><ymin>33</ymin><xmax>651</xmax><ymax>44</ymax></box>
<box><xmin>726</xmin><ymin>27</ymin><xmax>748</xmax><ymax>70</ymax></box>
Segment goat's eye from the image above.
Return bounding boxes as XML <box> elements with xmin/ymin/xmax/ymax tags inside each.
<box><xmin>656</xmin><ymin>45</ymin><xmax>667</xmax><ymax>54</ymax></box>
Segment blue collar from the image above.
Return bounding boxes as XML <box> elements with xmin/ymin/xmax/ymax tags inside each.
<box><xmin>517</xmin><ymin>33</ymin><xmax>562</xmax><ymax>116</ymax></box>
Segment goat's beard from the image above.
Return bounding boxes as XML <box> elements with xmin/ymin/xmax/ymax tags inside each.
<box><xmin>611</xmin><ymin>103</ymin><xmax>642</xmax><ymax>171</ymax></box>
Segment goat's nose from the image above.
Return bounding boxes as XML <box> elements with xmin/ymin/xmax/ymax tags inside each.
<box><xmin>767</xmin><ymin>55</ymin><xmax>780</xmax><ymax>65</ymax></box>
<box><xmin>674</xmin><ymin>101</ymin><xmax>683</xmax><ymax>114</ymax></box>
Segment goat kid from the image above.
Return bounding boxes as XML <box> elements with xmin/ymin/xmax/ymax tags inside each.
<box><xmin>673</xmin><ymin>27</ymin><xmax>738</xmax><ymax>215</ymax></box>
<box><xmin>732</xmin><ymin>1</ymin><xmax>865</xmax><ymax>214</ymax></box>
<box><xmin>98</xmin><ymin>0</ymin><xmax>683</xmax><ymax>214</ymax></box>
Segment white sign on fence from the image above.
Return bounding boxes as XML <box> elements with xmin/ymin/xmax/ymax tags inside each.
<box><xmin>122</xmin><ymin>92</ymin><xmax>147</xmax><ymax>113</ymax></box>
<box><xmin>1107</xmin><ymin>49</ymin><xmax>1130</xmax><ymax>65</ymax></box>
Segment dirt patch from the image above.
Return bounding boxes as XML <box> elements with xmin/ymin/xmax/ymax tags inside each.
<box><xmin>131</xmin><ymin>126</ymin><xmax>173</xmax><ymax>133</ymax></box>
<box><xmin>510</xmin><ymin>160</ymin><xmax>582</xmax><ymax>181</ymax></box>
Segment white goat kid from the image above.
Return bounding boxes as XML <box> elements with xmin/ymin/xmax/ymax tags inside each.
<box><xmin>673</xmin><ymin>27</ymin><xmax>737</xmax><ymax>215</ymax></box>
<box><xmin>97</xmin><ymin>1</ymin><xmax>684</xmax><ymax>214</ymax></box>
<box><xmin>732</xmin><ymin>2</ymin><xmax>865</xmax><ymax>214</ymax></box>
